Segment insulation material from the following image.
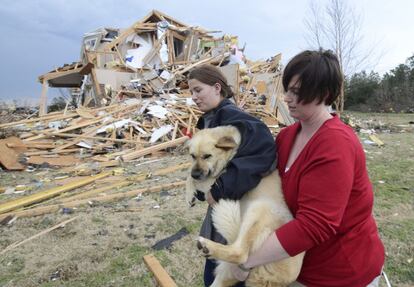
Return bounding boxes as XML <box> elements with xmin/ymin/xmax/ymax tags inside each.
<box><xmin>147</xmin><ymin>105</ymin><xmax>169</xmax><ymax>119</ymax></box>
<box><xmin>150</xmin><ymin>125</ymin><xmax>173</xmax><ymax>143</ymax></box>
<box><xmin>125</xmin><ymin>34</ymin><xmax>153</xmax><ymax>69</ymax></box>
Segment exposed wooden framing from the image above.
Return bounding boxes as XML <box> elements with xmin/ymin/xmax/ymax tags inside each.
<box><xmin>170</xmin><ymin>53</ymin><xmax>224</xmax><ymax>80</ymax></box>
<box><xmin>85</xmin><ymin>51</ymin><xmax>103</xmax><ymax>104</ymax></box>
<box><xmin>167</xmin><ymin>31</ymin><xmax>175</xmax><ymax>64</ymax></box>
<box><xmin>142</xmin><ymin>32</ymin><xmax>167</xmax><ymax>66</ymax></box>
<box><xmin>143</xmin><ymin>254</ymin><xmax>178</xmax><ymax>287</ymax></box>
<box><xmin>185</xmin><ymin>32</ymin><xmax>195</xmax><ymax>63</ymax></box>
<box><xmin>39</xmin><ymin>80</ymin><xmax>49</xmax><ymax>116</ymax></box>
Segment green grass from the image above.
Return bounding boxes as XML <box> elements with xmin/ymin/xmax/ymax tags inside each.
<box><xmin>346</xmin><ymin>112</ymin><xmax>414</xmax><ymax>286</ymax></box>
<box><xmin>37</xmin><ymin>244</ymin><xmax>154</xmax><ymax>287</ymax></box>
<box><xmin>0</xmin><ymin>112</ymin><xmax>412</xmax><ymax>286</ymax></box>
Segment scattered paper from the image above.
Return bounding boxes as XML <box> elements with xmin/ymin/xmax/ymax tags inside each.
<box><xmin>147</xmin><ymin>105</ymin><xmax>169</xmax><ymax>119</ymax></box>
<box><xmin>150</xmin><ymin>125</ymin><xmax>173</xmax><ymax>143</ymax></box>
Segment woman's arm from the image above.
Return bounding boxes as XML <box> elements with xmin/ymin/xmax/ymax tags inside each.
<box><xmin>209</xmin><ymin>125</ymin><xmax>276</xmax><ymax>201</ymax></box>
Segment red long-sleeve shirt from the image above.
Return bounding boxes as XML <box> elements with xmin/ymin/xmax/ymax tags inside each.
<box><xmin>275</xmin><ymin>115</ymin><xmax>385</xmax><ymax>287</ymax></box>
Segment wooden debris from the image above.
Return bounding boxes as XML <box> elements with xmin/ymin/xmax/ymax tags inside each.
<box><xmin>0</xmin><ymin>137</ymin><xmax>27</xmax><ymax>170</ymax></box>
<box><xmin>0</xmin><ymin>172</ymin><xmax>111</xmax><ymax>214</ymax></box>
<box><xmin>143</xmin><ymin>254</ymin><xmax>178</xmax><ymax>287</ymax></box>
<box><xmin>27</xmin><ymin>155</ymin><xmax>81</xmax><ymax>167</ymax></box>
<box><xmin>1</xmin><ymin>10</ymin><xmax>293</xmax><ymax>172</ymax></box>
<box><xmin>121</xmin><ymin>136</ymin><xmax>189</xmax><ymax>162</ymax></box>
<box><xmin>369</xmin><ymin>134</ymin><xmax>385</xmax><ymax>146</ymax></box>
<box><xmin>0</xmin><ymin>181</ymin><xmax>186</xmax><ymax>221</ymax></box>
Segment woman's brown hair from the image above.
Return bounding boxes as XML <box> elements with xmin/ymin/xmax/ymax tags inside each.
<box><xmin>188</xmin><ymin>64</ymin><xmax>234</xmax><ymax>98</ymax></box>
<box><xmin>282</xmin><ymin>49</ymin><xmax>343</xmax><ymax>105</ymax></box>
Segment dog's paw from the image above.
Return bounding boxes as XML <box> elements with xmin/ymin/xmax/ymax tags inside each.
<box><xmin>187</xmin><ymin>196</ymin><xmax>196</xmax><ymax>208</ymax></box>
<box><xmin>197</xmin><ymin>236</ymin><xmax>212</xmax><ymax>258</ymax></box>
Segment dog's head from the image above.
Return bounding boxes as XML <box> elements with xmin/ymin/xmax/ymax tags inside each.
<box><xmin>187</xmin><ymin>126</ymin><xmax>241</xmax><ymax>181</ymax></box>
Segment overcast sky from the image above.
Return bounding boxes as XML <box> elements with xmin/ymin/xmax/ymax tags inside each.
<box><xmin>0</xmin><ymin>0</ymin><xmax>413</xmax><ymax>105</ymax></box>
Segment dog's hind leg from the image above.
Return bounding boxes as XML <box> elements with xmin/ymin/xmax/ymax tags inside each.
<box><xmin>210</xmin><ymin>261</ymin><xmax>240</xmax><ymax>287</ymax></box>
<box><xmin>198</xmin><ymin>200</ymin><xmax>278</xmax><ymax>264</ymax></box>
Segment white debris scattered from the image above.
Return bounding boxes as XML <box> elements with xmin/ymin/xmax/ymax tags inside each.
<box><xmin>147</xmin><ymin>105</ymin><xmax>169</xmax><ymax>119</ymax></box>
<box><xmin>150</xmin><ymin>125</ymin><xmax>173</xmax><ymax>143</ymax></box>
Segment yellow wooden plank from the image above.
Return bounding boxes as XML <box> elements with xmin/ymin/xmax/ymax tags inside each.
<box><xmin>0</xmin><ymin>172</ymin><xmax>111</xmax><ymax>214</ymax></box>
<box><xmin>0</xmin><ymin>181</ymin><xmax>185</xmax><ymax>221</ymax></box>
<box><xmin>369</xmin><ymin>134</ymin><xmax>384</xmax><ymax>146</ymax></box>
<box><xmin>143</xmin><ymin>254</ymin><xmax>178</xmax><ymax>287</ymax></box>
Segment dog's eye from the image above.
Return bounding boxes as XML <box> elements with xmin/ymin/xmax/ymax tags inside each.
<box><xmin>202</xmin><ymin>154</ymin><xmax>212</xmax><ymax>159</ymax></box>
<box><xmin>191</xmin><ymin>154</ymin><xmax>196</xmax><ymax>159</ymax></box>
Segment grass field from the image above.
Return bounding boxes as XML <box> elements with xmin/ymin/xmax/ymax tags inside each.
<box><xmin>0</xmin><ymin>112</ymin><xmax>413</xmax><ymax>287</ymax></box>
<box><xmin>346</xmin><ymin>112</ymin><xmax>414</xmax><ymax>287</ymax></box>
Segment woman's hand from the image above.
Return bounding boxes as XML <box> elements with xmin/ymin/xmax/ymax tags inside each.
<box><xmin>206</xmin><ymin>191</ymin><xmax>217</xmax><ymax>205</ymax></box>
<box><xmin>230</xmin><ymin>263</ymin><xmax>250</xmax><ymax>281</ymax></box>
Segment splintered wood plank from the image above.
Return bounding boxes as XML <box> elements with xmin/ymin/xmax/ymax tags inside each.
<box><xmin>256</xmin><ymin>80</ymin><xmax>267</xmax><ymax>95</ymax></box>
<box><xmin>121</xmin><ymin>136</ymin><xmax>189</xmax><ymax>162</ymax></box>
<box><xmin>27</xmin><ymin>155</ymin><xmax>81</xmax><ymax>167</ymax></box>
<box><xmin>0</xmin><ymin>181</ymin><xmax>186</xmax><ymax>221</ymax></box>
<box><xmin>0</xmin><ymin>172</ymin><xmax>111</xmax><ymax>214</ymax></box>
<box><xmin>143</xmin><ymin>254</ymin><xmax>178</xmax><ymax>287</ymax></box>
<box><xmin>0</xmin><ymin>137</ymin><xmax>26</xmax><ymax>170</ymax></box>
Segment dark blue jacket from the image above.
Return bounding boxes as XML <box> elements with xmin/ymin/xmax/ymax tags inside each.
<box><xmin>196</xmin><ymin>98</ymin><xmax>276</xmax><ymax>201</ymax></box>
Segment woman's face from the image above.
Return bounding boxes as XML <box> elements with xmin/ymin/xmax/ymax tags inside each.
<box><xmin>284</xmin><ymin>74</ymin><xmax>326</xmax><ymax>121</ymax></box>
<box><xmin>189</xmin><ymin>79</ymin><xmax>223</xmax><ymax>112</ymax></box>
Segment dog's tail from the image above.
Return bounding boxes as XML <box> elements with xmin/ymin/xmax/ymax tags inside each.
<box><xmin>212</xmin><ymin>200</ymin><xmax>240</xmax><ymax>243</ymax></box>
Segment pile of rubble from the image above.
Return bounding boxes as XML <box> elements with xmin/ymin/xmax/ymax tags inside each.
<box><xmin>0</xmin><ymin>10</ymin><xmax>293</xmax><ymax>172</ymax></box>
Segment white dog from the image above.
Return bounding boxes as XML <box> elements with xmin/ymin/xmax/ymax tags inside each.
<box><xmin>186</xmin><ymin>126</ymin><xmax>304</xmax><ymax>287</ymax></box>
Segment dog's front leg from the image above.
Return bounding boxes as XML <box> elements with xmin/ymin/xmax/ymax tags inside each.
<box><xmin>185</xmin><ymin>176</ymin><xmax>198</xmax><ymax>207</ymax></box>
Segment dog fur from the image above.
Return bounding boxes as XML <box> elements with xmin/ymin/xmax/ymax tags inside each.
<box><xmin>186</xmin><ymin>126</ymin><xmax>304</xmax><ymax>287</ymax></box>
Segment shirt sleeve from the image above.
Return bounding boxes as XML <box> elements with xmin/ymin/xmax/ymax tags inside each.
<box><xmin>276</xmin><ymin>130</ymin><xmax>356</xmax><ymax>256</ymax></box>
<box><xmin>210</xmin><ymin>122</ymin><xmax>276</xmax><ymax>201</ymax></box>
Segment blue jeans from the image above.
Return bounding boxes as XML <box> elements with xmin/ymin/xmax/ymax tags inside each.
<box><xmin>204</xmin><ymin>259</ymin><xmax>246</xmax><ymax>287</ymax></box>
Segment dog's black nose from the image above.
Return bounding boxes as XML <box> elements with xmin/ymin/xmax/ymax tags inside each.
<box><xmin>191</xmin><ymin>169</ymin><xmax>202</xmax><ymax>179</ymax></box>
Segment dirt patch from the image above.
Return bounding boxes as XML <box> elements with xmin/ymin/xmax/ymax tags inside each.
<box><xmin>0</xmin><ymin>153</ymin><xmax>207</xmax><ymax>286</ymax></box>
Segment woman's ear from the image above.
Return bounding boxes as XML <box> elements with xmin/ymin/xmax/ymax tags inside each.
<box><xmin>214</xmin><ymin>83</ymin><xmax>222</xmax><ymax>95</ymax></box>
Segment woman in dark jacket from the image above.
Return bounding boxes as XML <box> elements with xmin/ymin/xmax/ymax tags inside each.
<box><xmin>188</xmin><ymin>64</ymin><xmax>276</xmax><ymax>287</ymax></box>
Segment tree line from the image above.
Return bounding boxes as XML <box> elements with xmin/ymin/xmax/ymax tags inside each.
<box><xmin>345</xmin><ymin>54</ymin><xmax>414</xmax><ymax>113</ymax></box>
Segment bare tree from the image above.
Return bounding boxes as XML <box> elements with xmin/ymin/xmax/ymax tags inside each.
<box><xmin>304</xmin><ymin>0</ymin><xmax>377</xmax><ymax>112</ymax></box>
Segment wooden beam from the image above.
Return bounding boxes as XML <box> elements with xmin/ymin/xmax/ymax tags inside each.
<box><xmin>0</xmin><ymin>172</ymin><xmax>111</xmax><ymax>214</ymax></box>
<box><xmin>41</xmin><ymin>131</ymin><xmax>146</xmax><ymax>145</ymax></box>
<box><xmin>0</xmin><ymin>181</ymin><xmax>185</xmax><ymax>221</ymax></box>
<box><xmin>143</xmin><ymin>254</ymin><xmax>178</xmax><ymax>287</ymax></box>
<box><xmin>121</xmin><ymin>136</ymin><xmax>189</xmax><ymax>162</ymax></box>
<box><xmin>55</xmin><ymin>162</ymin><xmax>190</xmax><ymax>203</ymax></box>
<box><xmin>142</xmin><ymin>32</ymin><xmax>167</xmax><ymax>66</ymax></box>
<box><xmin>39</xmin><ymin>80</ymin><xmax>49</xmax><ymax>116</ymax></box>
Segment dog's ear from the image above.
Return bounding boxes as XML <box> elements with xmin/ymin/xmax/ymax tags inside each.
<box><xmin>184</xmin><ymin>138</ymin><xmax>192</xmax><ymax>150</ymax></box>
<box><xmin>215</xmin><ymin>136</ymin><xmax>237</xmax><ymax>150</ymax></box>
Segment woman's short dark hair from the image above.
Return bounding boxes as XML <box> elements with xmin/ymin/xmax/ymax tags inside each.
<box><xmin>282</xmin><ymin>49</ymin><xmax>343</xmax><ymax>105</ymax></box>
<box><xmin>188</xmin><ymin>64</ymin><xmax>234</xmax><ymax>98</ymax></box>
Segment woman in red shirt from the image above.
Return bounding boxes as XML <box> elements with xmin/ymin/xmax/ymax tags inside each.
<box><xmin>231</xmin><ymin>50</ymin><xmax>385</xmax><ymax>286</ymax></box>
